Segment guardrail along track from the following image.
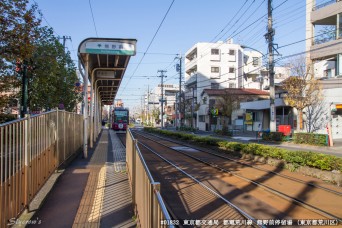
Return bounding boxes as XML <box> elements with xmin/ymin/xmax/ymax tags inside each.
<box><xmin>137</xmin><ymin>139</ymin><xmax>260</xmax><ymax>227</ymax></box>
<box><xmin>132</xmin><ymin>130</ymin><xmax>342</xmax><ymax>224</ymax></box>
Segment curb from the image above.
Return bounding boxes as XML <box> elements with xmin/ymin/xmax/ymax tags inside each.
<box><xmin>13</xmin><ymin>170</ymin><xmax>64</xmax><ymax>227</ymax></box>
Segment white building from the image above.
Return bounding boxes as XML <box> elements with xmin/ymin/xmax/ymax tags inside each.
<box><xmin>146</xmin><ymin>84</ymin><xmax>179</xmax><ymax>125</ymax></box>
<box><xmin>305</xmin><ymin>0</ymin><xmax>342</xmax><ymax>140</ymax></box>
<box><xmin>184</xmin><ymin>39</ymin><xmax>290</xmax><ymax>129</ymax></box>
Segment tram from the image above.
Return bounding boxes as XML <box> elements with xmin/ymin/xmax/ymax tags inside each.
<box><xmin>112</xmin><ymin>107</ymin><xmax>129</xmax><ymax>131</ymax></box>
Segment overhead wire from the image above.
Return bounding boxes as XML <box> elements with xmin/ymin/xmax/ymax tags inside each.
<box><xmin>210</xmin><ymin>0</ymin><xmax>251</xmax><ymax>43</ymax></box>
<box><xmin>224</xmin><ymin>0</ymin><xmax>266</xmax><ymax>41</ymax></box>
<box><xmin>118</xmin><ymin>0</ymin><xmax>176</xmax><ymax>96</ymax></box>
<box><xmin>198</xmin><ymin>0</ymin><xmax>259</xmax><ymax>59</ymax></box>
<box><xmin>88</xmin><ymin>0</ymin><xmax>99</xmax><ymax>37</ymax></box>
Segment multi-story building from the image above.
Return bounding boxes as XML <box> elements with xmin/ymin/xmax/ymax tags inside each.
<box><xmin>306</xmin><ymin>0</ymin><xmax>342</xmax><ymax>76</ymax></box>
<box><xmin>184</xmin><ymin>39</ymin><xmax>289</xmax><ymax>130</ymax></box>
<box><xmin>306</xmin><ymin>0</ymin><xmax>342</xmax><ymax>140</ymax></box>
<box><xmin>146</xmin><ymin>84</ymin><xmax>179</xmax><ymax>125</ymax></box>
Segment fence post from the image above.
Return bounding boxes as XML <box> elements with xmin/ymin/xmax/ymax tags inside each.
<box><xmin>56</xmin><ymin>108</ymin><xmax>59</xmax><ymax>167</ymax></box>
<box><xmin>132</xmin><ymin>139</ymin><xmax>137</xmax><ymax>213</ymax></box>
<box><xmin>63</xmin><ymin>111</ymin><xmax>66</xmax><ymax>161</ymax></box>
<box><xmin>152</xmin><ymin>182</ymin><xmax>160</xmax><ymax>228</ymax></box>
<box><xmin>24</xmin><ymin>114</ymin><xmax>30</xmax><ymax>209</ymax></box>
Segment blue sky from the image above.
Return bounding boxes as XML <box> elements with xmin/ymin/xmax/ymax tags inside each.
<box><xmin>31</xmin><ymin>0</ymin><xmax>312</xmax><ymax>109</ymax></box>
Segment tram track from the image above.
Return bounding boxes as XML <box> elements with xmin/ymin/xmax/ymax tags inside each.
<box><xmin>117</xmin><ymin>132</ymin><xmax>258</xmax><ymax>227</ymax></box>
<box><xmin>138</xmin><ymin>130</ymin><xmax>342</xmax><ymax>196</ymax></box>
<box><xmin>131</xmin><ymin>130</ymin><xmax>342</xmax><ymax>224</ymax></box>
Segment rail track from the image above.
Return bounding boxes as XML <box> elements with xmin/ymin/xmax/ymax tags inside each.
<box><xmin>117</xmin><ymin>130</ymin><xmax>342</xmax><ymax>226</ymax></box>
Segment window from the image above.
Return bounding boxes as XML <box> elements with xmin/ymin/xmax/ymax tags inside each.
<box><xmin>252</xmin><ymin>112</ymin><xmax>258</xmax><ymax>121</ymax></box>
<box><xmin>209</xmin><ymin>99</ymin><xmax>216</xmax><ymax>108</ymax></box>
<box><xmin>324</xmin><ymin>69</ymin><xmax>332</xmax><ymax>78</ymax></box>
<box><xmin>229</xmin><ymin>49</ymin><xmax>235</xmax><ymax>55</ymax></box>
<box><xmin>202</xmin><ymin>97</ymin><xmax>207</xmax><ymax>104</ymax></box>
<box><xmin>229</xmin><ymin>83</ymin><xmax>236</xmax><ymax>88</ymax></box>
<box><xmin>253</xmin><ymin>57</ymin><xmax>259</xmax><ymax>66</ymax></box>
<box><xmin>211</xmin><ymin>49</ymin><xmax>219</xmax><ymax>55</ymax></box>
<box><xmin>211</xmin><ymin>67</ymin><xmax>220</xmax><ymax>73</ymax></box>
<box><xmin>211</xmin><ymin>83</ymin><xmax>219</xmax><ymax>89</ymax></box>
<box><xmin>229</xmin><ymin>67</ymin><xmax>235</xmax><ymax>73</ymax></box>
<box><xmin>199</xmin><ymin>115</ymin><xmax>205</xmax><ymax>122</ymax></box>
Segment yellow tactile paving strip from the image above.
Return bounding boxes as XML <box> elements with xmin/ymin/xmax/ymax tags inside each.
<box><xmin>73</xmin><ymin>136</ymin><xmax>109</xmax><ymax>228</ymax></box>
<box><xmin>88</xmin><ymin>167</ymin><xmax>106</xmax><ymax>224</ymax></box>
<box><xmin>72</xmin><ymin>130</ymin><xmax>135</xmax><ymax>228</ymax></box>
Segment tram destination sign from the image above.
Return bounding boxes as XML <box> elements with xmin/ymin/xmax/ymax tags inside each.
<box><xmin>85</xmin><ymin>41</ymin><xmax>135</xmax><ymax>55</ymax></box>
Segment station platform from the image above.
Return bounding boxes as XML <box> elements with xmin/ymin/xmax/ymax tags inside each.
<box><xmin>25</xmin><ymin>129</ymin><xmax>136</xmax><ymax>228</ymax></box>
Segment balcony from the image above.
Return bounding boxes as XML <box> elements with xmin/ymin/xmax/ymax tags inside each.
<box><xmin>185</xmin><ymin>59</ymin><xmax>197</xmax><ymax>74</ymax></box>
<box><xmin>312</xmin><ymin>0</ymin><xmax>338</xmax><ymax>11</ymax></box>
<box><xmin>314</xmin><ymin>29</ymin><xmax>337</xmax><ymax>45</ymax></box>
<box><xmin>311</xmin><ymin>0</ymin><xmax>342</xmax><ymax>24</ymax></box>
<box><xmin>185</xmin><ymin>74</ymin><xmax>197</xmax><ymax>86</ymax></box>
<box><xmin>310</xmin><ymin>38</ymin><xmax>342</xmax><ymax>60</ymax></box>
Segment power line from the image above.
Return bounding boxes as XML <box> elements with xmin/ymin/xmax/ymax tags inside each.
<box><xmin>224</xmin><ymin>0</ymin><xmax>266</xmax><ymax>40</ymax></box>
<box><xmin>209</xmin><ymin>0</ymin><xmax>250</xmax><ymax>43</ymax></box>
<box><xmin>186</xmin><ymin>0</ymin><xmax>290</xmax><ymax>69</ymax></box>
<box><xmin>32</xmin><ymin>0</ymin><xmax>60</xmax><ymax>37</ymax></box>
<box><xmin>278</xmin><ymin>28</ymin><xmax>338</xmax><ymax>49</ymax></box>
<box><xmin>88</xmin><ymin>0</ymin><xmax>98</xmax><ymax>37</ymax></box>
<box><xmin>118</xmin><ymin>0</ymin><xmax>176</xmax><ymax>96</ymax></box>
<box><xmin>136</xmin><ymin>51</ymin><xmax>178</xmax><ymax>56</ymax></box>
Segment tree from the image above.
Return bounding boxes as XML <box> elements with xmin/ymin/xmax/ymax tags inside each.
<box><xmin>282</xmin><ymin>56</ymin><xmax>322</xmax><ymax>132</ymax></box>
<box><xmin>151</xmin><ymin>107</ymin><xmax>160</xmax><ymax>123</ymax></box>
<box><xmin>215</xmin><ymin>90</ymin><xmax>245</xmax><ymax>133</ymax></box>
<box><xmin>304</xmin><ymin>98</ymin><xmax>328</xmax><ymax>133</ymax></box>
<box><xmin>1</xmin><ymin>1</ymin><xmax>81</xmax><ymax>114</ymax></box>
<box><xmin>315</xmin><ymin>25</ymin><xmax>336</xmax><ymax>44</ymax></box>
<box><xmin>28</xmin><ymin>26</ymin><xmax>81</xmax><ymax>112</ymax></box>
<box><xmin>0</xmin><ymin>0</ymin><xmax>41</xmax><ymax>111</ymax></box>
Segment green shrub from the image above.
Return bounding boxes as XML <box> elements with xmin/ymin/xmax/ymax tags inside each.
<box><xmin>262</xmin><ymin>132</ymin><xmax>284</xmax><ymax>141</ymax></box>
<box><xmin>143</xmin><ymin>127</ymin><xmax>342</xmax><ymax>171</ymax></box>
<box><xmin>214</xmin><ymin>129</ymin><xmax>232</xmax><ymax>136</ymax></box>
<box><xmin>224</xmin><ymin>142</ymin><xmax>245</xmax><ymax>152</ymax></box>
<box><xmin>179</xmin><ymin>126</ymin><xmax>196</xmax><ymax>132</ymax></box>
<box><xmin>0</xmin><ymin>114</ymin><xmax>17</xmax><ymax>124</ymax></box>
<box><xmin>293</xmin><ymin>133</ymin><xmax>328</xmax><ymax>146</ymax></box>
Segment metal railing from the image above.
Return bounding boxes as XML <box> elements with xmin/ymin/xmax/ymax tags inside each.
<box><xmin>312</xmin><ymin>0</ymin><xmax>338</xmax><ymax>11</ymax></box>
<box><xmin>126</xmin><ymin>129</ymin><xmax>173</xmax><ymax>228</ymax></box>
<box><xmin>0</xmin><ymin>110</ymin><xmax>83</xmax><ymax>227</ymax></box>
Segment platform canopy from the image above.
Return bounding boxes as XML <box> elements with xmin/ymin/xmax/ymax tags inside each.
<box><xmin>78</xmin><ymin>38</ymin><xmax>137</xmax><ymax>105</ymax></box>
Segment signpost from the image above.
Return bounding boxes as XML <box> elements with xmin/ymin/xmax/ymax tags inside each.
<box><xmin>211</xmin><ymin>108</ymin><xmax>218</xmax><ymax>116</ymax></box>
<box><xmin>245</xmin><ymin>112</ymin><xmax>253</xmax><ymax>125</ymax></box>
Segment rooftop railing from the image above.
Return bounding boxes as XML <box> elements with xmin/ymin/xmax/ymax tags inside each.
<box><xmin>312</xmin><ymin>0</ymin><xmax>339</xmax><ymax>11</ymax></box>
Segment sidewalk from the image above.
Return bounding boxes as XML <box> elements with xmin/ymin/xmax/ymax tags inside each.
<box><xmin>27</xmin><ymin>129</ymin><xmax>136</xmax><ymax>228</ymax></box>
<box><xmin>211</xmin><ymin>132</ymin><xmax>342</xmax><ymax>157</ymax></box>
<box><xmin>160</xmin><ymin>127</ymin><xmax>342</xmax><ymax>157</ymax></box>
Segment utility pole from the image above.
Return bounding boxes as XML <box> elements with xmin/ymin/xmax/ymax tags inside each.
<box><xmin>60</xmin><ymin>36</ymin><xmax>72</xmax><ymax>81</ymax></box>
<box><xmin>191</xmin><ymin>87</ymin><xmax>195</xmax><ymax>128</ymax></box>
<box><xmin>20</xmin><ymin>60</ymin><xmax>28</xmax><ymax>118</ymax></box>
<box><xmin>147</xmin><ymin>83</ymin><xmax>150</xmax><ymax>125</ymax></box>
<box><xmin>266</xmin><ymin>0</ymin><xmax>276</xmax><ymax>132</ymax></box>
<box><xmin>60</xmin><ymin>35</ymin><xmax>72</xmax><ymax>51</ymax></box>
<box><xmin>175</xmin><ymin>54</ymin><xmax>182</xmax><ymax>129</ymax></box>
<box><xmin>158</xmin><ymin>70</ymin><xmax>167</xmax><ymax>128</ymax></box>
